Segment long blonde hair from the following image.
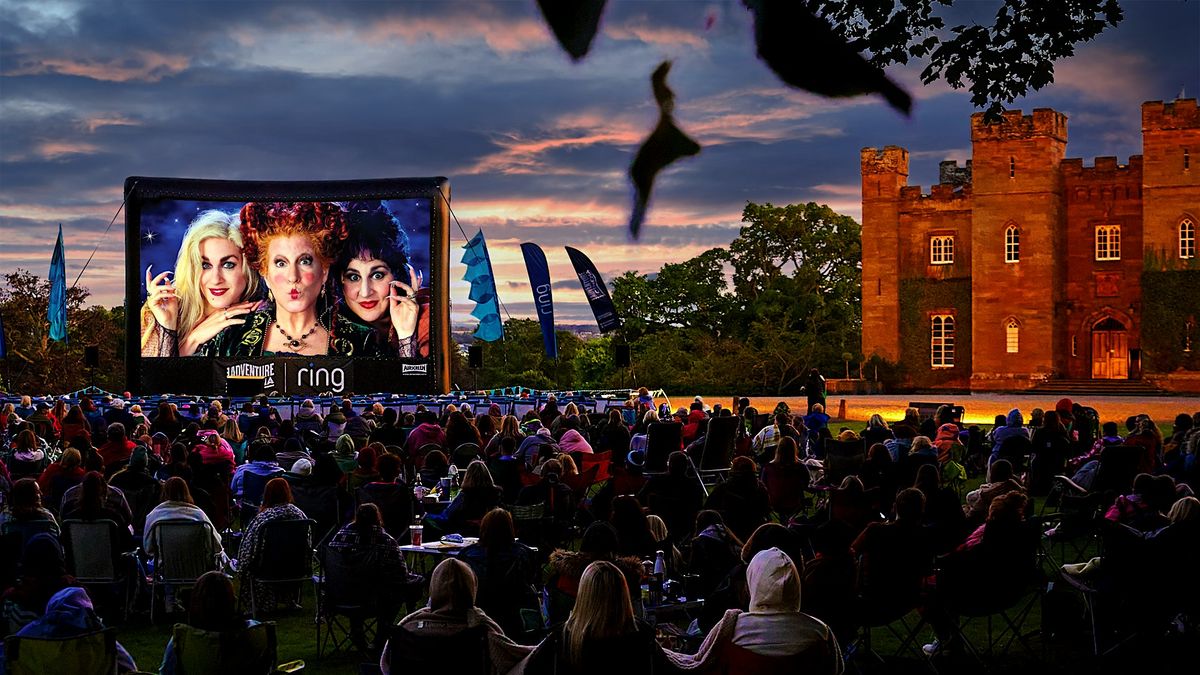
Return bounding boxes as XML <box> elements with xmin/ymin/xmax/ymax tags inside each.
<box><xmin>141</xmin><ymin>210</ymin><xmax>259</xmax><ymax>349</ymax></box>
<box><xmin>565</xmin><ymin>561</ymin><xmax>635</xmax><ymax>667</ymax></box>
<box><xmin>460</xmin><ymin>460</ymin><xmax>496</xmax><ymax>490</ymax></box>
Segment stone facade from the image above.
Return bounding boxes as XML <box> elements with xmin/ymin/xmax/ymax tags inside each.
<box><xmin>861</xmin><ymin>100</ymin><xmax>1200</xmax><ymax>392</ymax></box>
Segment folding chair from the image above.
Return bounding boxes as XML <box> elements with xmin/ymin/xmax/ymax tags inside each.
<box><xmin>148</xmin><ymin>519</ymin><xmax>222</xmax><ymax>623</ymax></box>
<box><xmin>170</xmin><ymin>621</ymin><xmax>278</xmax><ymax>675</ymax></box>
<box><xmin>823</xmin><ymin>438</ymin><xmax>866</xmax><ymax>486</ymax></box>
<box><xmin>61</xmin><ymin>519</ymin><xmax>134</xmax><ymax>621</ymax></box>
<box><xmin>644</xmin><ymin>422</ymin><xmax>682</xmax><ymax>474</ymax></box>
<box><xmin>4</xmin><ymin>627</ymin><xmax>118</xmax><ymax>675</ymax></box>
<box><xmin>383</xmin><ymin>624</ymin><xmax>489</xmax><ymax>675</ymax></box>
<box><xmin>315</xmin><ymin>545</ymin><xmax>382</xmax><ymax>657</ymax></box>
<box><xmin>238</xmin><ymin>469</ymin><xmax>284</xmax><ymax>527</ymax></box>
<box><xmin>243</xmin><ymin>518</ymin><xmax>316</xmax><ymax>618</ymax></box>
<box><xmin>697</xmin><ymin>416</ymin><xmax>739</xmax><ymax>486</ymax></box>
<box><xmin>452</xmin><ymin>443</ymin><xmax>483</xmax><ymax>470</ymax></box>
<box><xmin>356</xmin><ymin>483</ymin><xmax>414</xmax><ymax>542</ymax></box>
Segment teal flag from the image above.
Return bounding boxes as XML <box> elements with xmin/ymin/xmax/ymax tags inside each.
<box><xmin>460</xmin><ymin>229</ymin><xmax>503</xmax><ymax>342</ymax></box>
<box><xmin>48</xmin><ymin>224</ymin><xmax>67</xmax><ymax>342</ymax></box>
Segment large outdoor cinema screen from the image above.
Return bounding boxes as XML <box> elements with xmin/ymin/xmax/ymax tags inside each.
<box><xmin>124</xmin><ymin>177</ymin><xmax>451</xmax><ymax>396</ymax></box>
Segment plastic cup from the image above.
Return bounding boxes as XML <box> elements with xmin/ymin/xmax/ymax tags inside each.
<box><xmin>410</xmin><ymin>525</ymin><xmax>423</xmax><ymax>546</ymax></box>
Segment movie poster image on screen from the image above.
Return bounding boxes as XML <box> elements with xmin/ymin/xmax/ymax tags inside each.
<box><xmin>137</xmin><ymin>198</ymin><xmax>432</xmax><ymax>359</ymax></box>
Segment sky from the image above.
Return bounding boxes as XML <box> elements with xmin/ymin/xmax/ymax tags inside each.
<box><xmin>1</xmin><ymin>0</ymin><xmax>1198</xmax><ymax>326</ymax></box>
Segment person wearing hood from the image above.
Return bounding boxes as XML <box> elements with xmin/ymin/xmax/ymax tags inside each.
<box><xmin>332</xmin><ymin>434</ymin><xmax>359</xmax><ymax>474</ymax></box>
<box><xmin>545</xmin><ymin>523</ymin><xmax>644</xmax><ymax>625</ymax></box>
<box><xmin>932</xmin><ymin>423</ymin><xmax>963</xmax><ymax>465</ymax></box>
<box><xmin>383</xmin><ymin>558</ymin><xmax>532</xmax><ymax>675</ymax></box>
<box><xmin>682</xmin><ymin>409</ymin><xmax>707</xmax><ymax>447</ymax></box>
<box><xmin>0</xmin><ymin>534</ymin><xmax>75</xmax><ymax>636</ymax></box>
<box><xmin>344</xmin><ymin>408</ymin><xmax>375</xmax><ymax>447</ymax></box>
<box><xmin>517</xmin><ymin>427</ymin><xmax>559</xmax><ymax>470</ymax></box>
<box><xmin>0</xmin><ymin>587</ymin><xmax>137</xmax><ymax>674</ymax></box>
<box><xmin>293</xmin><ymin>399</ymin><xmax>324</xmax><ymax>435</ymax></box>
<box><xmin>558</xmin><ymin>428</ymin><xmax>593</xmax><ymax>455</ymax></box>
<box><xmin>403</xmin><ymin>411</ymin><xmax>445</xmax><ymax>466</ymax></box>
<box><xmin>963</xmin><ymin>459</ymin><xmax>1025</xmax><ymax>523</ymax></box>
<box><xmin>513</xmin><ymin>560</ymin><xmax>681</xmax><ymax>675</ymax></box>
<box><xmin>992</xmin><ymin>409</ymin><xmax>1030</xmax><ymax>450</ymax></box>
<box><xmin>538</xmin><ymin>396</ymin><xmax>561</xmax><ymax>430</ymax></box>
<box><xmin>684</xmin><ymin>548</ymin><xmax>842</xmax><ymax>673</ymax></box>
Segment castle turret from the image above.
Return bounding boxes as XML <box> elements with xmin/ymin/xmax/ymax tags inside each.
<box><xmin>1142</xmin><ymin>99</ymin><xmax>1200</xmax><ymax>260</ymax></box>
<box><xmin>860</xmin><ymin>146</ymin><xmax>909</xmax><ymax>362</ymax></box>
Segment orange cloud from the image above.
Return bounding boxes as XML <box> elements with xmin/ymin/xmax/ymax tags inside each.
<box><xmin>9</xmin><ymin>49</ymin><xmax>190</xmax><ymax>82</ymax></box>
<box><xmin>604</xmin><ymin>22</ymin><xmax>709</xmax><ymax>49</ymax></box>
<box><xmin>356</xmin><ymin>14</ymin><xmax>552</xmax><ymax>54</ymax></box>
<box><xmin>35</xmin><ymin>141</ymin><xmax>101</xmax><ymax>159</ymax></box>
<box><xmin>80</xmin><ymin>114</ymin><xmax>141</xmax><ymax>133</ymax></box>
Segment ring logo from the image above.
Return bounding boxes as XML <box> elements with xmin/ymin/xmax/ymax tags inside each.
<box><xmin>401</xmin><ymin>363</ymin><xmax>428</xmax><ymax>375</ymax></box>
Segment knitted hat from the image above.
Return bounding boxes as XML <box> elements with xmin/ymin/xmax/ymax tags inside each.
<box><xmin>335</xmin><ymin>434</ymin><xmax>356</xmax><ymax>457</ymax></box>
<box><xmin>291</xmin><ymin>458</ymin><xmax>314</xmax><ymax>475</ymax></box>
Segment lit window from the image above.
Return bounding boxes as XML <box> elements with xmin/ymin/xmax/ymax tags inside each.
<box><xmin>1009</xmin><ymin>157</ymin><xmax>1016</xmax><ymax>178</ymax></box>
<box><xmin>1005</xmin><ymin>225</ymin><xmax>1020</xmax><ymax>263</ymax></box>
<box><xmin>931</xmin><ymin>315</ymin><xmax>955</xmax><ymax>368</ymax></box>
<box><xmin>931</xmin><ymin>235</ymin><xmax>955</xmax><ymax>265</ymax></box>
<box><xmin>1095</xmin><ymin>225</ymin><xmax>1121</xmax><ymax>261</ymax></box>
<box><xmin>1071</xmin><ymin>335</ymin><xmax>1078</xmax><ymax>357</ymax></box>
<box><xmin>1006</xmin><ymin>320</ymin><xmax>1020</xmax><ymax>353</ymax></box>
<box><xmin>1181</xmin><ymin>218</ymin><xmax>1196</xmax><ymax>259</ymax></box>
<box><xmin>1186</xmin><ymin>148</ymin><xmax>1191</xmax><ymax>171</ymax></box>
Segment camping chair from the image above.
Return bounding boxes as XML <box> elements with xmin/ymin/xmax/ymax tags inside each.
<box><xmin>170</xmin><ymin>621</ymin><xmax>278</xmax><ymax>675</ymax></box>
<box><xmin>579</xmin><ymin>451</ymin><xmax>611</xmax><ymax>482</ymax></box>
<box><xmin>822</xmin><ymin>438</ymin><xmax>866</xmax><ymax>487</ymax></box>
<box><xmin>242</xmin><ymin>518</ymin><xmax>316</xmax><ymax>618</ymax></box>
<box><xmin>1042</xmin><ymin>445</ymin><xmax>1142</xmax><ymax>567</ymax></box>
<box><xmin>698</xmin><ymin>416</ymin><xmax>739</xmax><ymax>485</ymax></box>
<box><xmin>238</xmin><ymin>469</ymin><xmax>285</xmax><ymax>527</ymax></box>
<box><xmin>644</xmin><ymin>422</ymin><xmax>682</xmax><ymax>474</ymax></box>
<box><xmin>288</xmin><ymin>481</ymin><xmax>344</xmax><ymax>547</ymax></box>
<box><xmin>355</xmin><ymin>483</ymin><xmax>413</xmax><ymax>542</ymax></box>
<box><xmin>61</xmin><ymin>519</ymin><xmax>134</xmax><ymax>620</ymax></box>
<box><xmin>314</xmin><ymin>545</ymin><xmax>383</xmax><ymax>657</ymax></box>
<box><xmin>3</xmin><ymin>627</ymin><xmax>118</xmax><ymax>675</ymax></box>
<box><xmin>148</xmin><ymin>519</ymin><xmax>222</xmax><ymax>623</ymax></box>
<box><xmin>993</xmin><ymin>436</ymin><xmax>1033</xmax><ymax>475</ymax></box>
<box><xmin>383</xmin><ymin>624</ymin><xmax>490</xmax><ymax>675</ymax></box>
<box><xmin>452</xmin><ymin>443</ymin><xmax>483</xmax><ymax>470</ymax></box>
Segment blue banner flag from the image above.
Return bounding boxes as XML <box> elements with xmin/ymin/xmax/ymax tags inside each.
<box><xmin>48</xmin><ymin>224</ymin><xmax>67</xmax><ymax>343</ymax></box>
<box><xmin>564</xmin><ymin>246</ymin><xmax>622</xmax><ymax>333</ymax></box>
<box><xmin>460</xmin><ymin>229</ymin><xmax>504</xmax><ymax>342</ymax></box>
<box><xmin>520</xmin><ymin>242</ymin><xmax>557</xmax><ymax>360</ymax></box>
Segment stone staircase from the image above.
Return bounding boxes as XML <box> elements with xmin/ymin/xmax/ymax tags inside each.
<box><xmin>1028</xmin><ymin>378</ymin><xmax>1169</xmax><ymax>396</ymax></box>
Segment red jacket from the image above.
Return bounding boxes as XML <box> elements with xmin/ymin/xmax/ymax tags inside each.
<box><xmin>98</xmin><ymin>439</ymin><xmax>136</xmax><ymax>468</ymax></box>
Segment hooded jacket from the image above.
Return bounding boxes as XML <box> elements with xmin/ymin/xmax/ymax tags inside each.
<box><xmin>558</xmin><ymin>429</ymin><xmax>593</xmax><ymax>455</ymax></box>
<box><xmin>992</xmin><ymin>409</ymin><xmax>1031</xmax><ymax>446</ymax></box>
<box><xmin>681</xmin><ymin>548</ymin><xmax>843</xmax><ymax>672</ymax></box>
<box><xmin>0</xmin><ymin>587</ymin><xmax>136</xmax><ymax>674</ymax></box>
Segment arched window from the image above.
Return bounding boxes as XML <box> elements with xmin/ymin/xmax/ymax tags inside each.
<box><xmin>1005</xmin><ymin>225</ymin><xmax>1020</xmax><ymax>263</ymax></box>
<box><xmin>1181</xmin><ymin>218</ymin><xmax>1196</xmax><ymax>259</ymax></box>
<box><xmin>930</xmin><ymin>235</ymin><xmax>954</xmax><ymax>265</ymax></box>
<box><xmin>1095</xmin><ymin>224</ymin><xmax>1121</xmax><ymax>261</ymax></box>
<box><xmin>931</xmin><ymin>314</ymin><xmax>955</xmax><ymax>368</ymax></box>
<box><xmin>1006</xmin><ymin>319</ymin><xmax>1020</xmax><ymax>353</ymax></box>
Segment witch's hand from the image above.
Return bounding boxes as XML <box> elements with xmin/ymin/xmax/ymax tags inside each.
<box><xmin>387</xmin><ymin>264</ymin><xmax>423</xmax><ymax>340</ymax></box>
<box><xmin>145</xmin><ymin>266</ymin><xmax>179</xmax><ymax>331</ymax></box>
<box><xmin>179</xmin><ymin>302</ymin><xmax>256</xmax><ymax>356</ymax></box>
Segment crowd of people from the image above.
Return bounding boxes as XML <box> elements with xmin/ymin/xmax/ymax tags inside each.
<box><xmin>0</xmin><ymin>387</ymin><xmax>1198</xmax><ymax>673</ymax></box>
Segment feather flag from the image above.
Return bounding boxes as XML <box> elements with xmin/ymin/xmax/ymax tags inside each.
<box><xmin>460</xmin><ymin>229</ymin><xmax>504</xmax><ymax>342</ymax></box>
<box><xmin>48</xmin><ymin>224</ymin><xmax>67</xmax><ymax>343</ymax></box>
<box><xmin>520</xmin><ymin>243</ymin><xmax>558</xmax><ymax>360</ymax></box>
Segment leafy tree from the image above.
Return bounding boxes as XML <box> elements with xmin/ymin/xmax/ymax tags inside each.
<box><xmin>470</xmin><ymin>318</ymin><xmax>584</xmax><ymax>391</ymax></box>
<box><xmin>1</xmin><ymin>269</ymin><xmax>125</xmax><ymax>393</ymax></box>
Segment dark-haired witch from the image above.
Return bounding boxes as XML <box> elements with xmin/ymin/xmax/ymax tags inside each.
<box><xmin>333</xmin><ymin>202</ymin><xmax>431</xmax><ymax>358</ymax></box>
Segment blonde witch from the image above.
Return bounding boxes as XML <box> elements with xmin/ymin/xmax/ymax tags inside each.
<box><xmin>140</xmin><ymin>210</ymin><xmax>260</xmax><ymax>353</ymax></box>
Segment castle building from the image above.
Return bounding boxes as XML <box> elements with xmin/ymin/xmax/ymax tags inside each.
<box><xmin>861</xmin><ymin>99</ymin><xmax>1200</xmax><ymax>392</ymax></box>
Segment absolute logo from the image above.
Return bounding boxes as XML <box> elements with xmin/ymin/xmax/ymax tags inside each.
<box><xmin>401</xmin><ymin>363</ymin><xmax>428</xmax><ymax>375</ymax></box>
<box><xmin>226</xmin><ymin>362</ymin><xmax>275</xmax><ymax>389</ymax></box>
<box><xmin>577</xmin><ymin>269</ymin><xmax>605</xmax><ymax>301</ymax></box>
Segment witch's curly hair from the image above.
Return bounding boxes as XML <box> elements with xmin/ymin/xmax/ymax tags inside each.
<box><xmin>239</xmin><ymin>201</ymin><xmax>349</xmax><ymax>274</ymax></box>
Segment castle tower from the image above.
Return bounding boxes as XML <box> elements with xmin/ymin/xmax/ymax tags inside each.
<box><xmin>1142</xmin><ymin>99</ymin><xmax>1200</xmax><ymax>262</ymax></box>
<box><xmin>969</xmin><ymin>109</ymin><xmax>1068</xmax><ymax>387</ymax></box>
<box><xmin>860</xmin><ymin>146</ymin><xmax>909</xmax><ymax>362</ymax></box>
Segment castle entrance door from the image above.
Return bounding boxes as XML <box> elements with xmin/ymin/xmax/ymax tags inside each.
<box><xmin>1091</xmin><ymin>317</ymin><xmax>1128</xmax><ymax>380</ymax></box>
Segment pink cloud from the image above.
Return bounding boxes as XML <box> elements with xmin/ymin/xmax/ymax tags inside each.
<box><xmin>80</xmin><ymin>114</ymin><xmax>142</xmax><ymax>133</ymax></box>
<box><xmin>9</xmin><ymin>49</ymin><xmax>190</xmax><ymax>82</ymax></box>
<box><xmin>356</xmin><ymin>14</ymin><xmax>552</xmax><ymax>54</ymax></box>
<box><xmin>604</xmin><ymin>22</ymin><xmax>709</xmax><ymax>49</ymax></box>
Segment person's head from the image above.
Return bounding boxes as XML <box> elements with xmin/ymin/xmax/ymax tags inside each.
<box><xmin>188</xmin><ymin>571</ymin><xmax>239</xmax><ymax>632</ymax></box>
<box><xmin>460</xmin><ymin>460</ymin><xmax>496</xmax><ymax>490</ymax></box>
<box><xmin>746</xmin><ymin>547</ymin><xmax>801</xmax><ymax>614</ymax></box>
<box><xmin>667</xmin><ymin>450</ymin><xmax>690</xmax><ymax>476</ymax></box>
<box><xmin>772</xmin><ymin>437</ymin><xmax>800</xmax><ymax>464</ymax></box>
<box><xmin>352</xmin><ymin>502</ymin><xmax>383</xmax><ymax>530</ymax></box>
<box><xmin>240</xmin><ymin>201</ymin><xmax>347</xmax><ymax>318</ymax></box>
<box><xmin>423</xmin><ymin>449</ymin><xmax>448</xmax><ymax>475</ymax></box>
<box><xmin>14</xmin><ymin>428</ymin><xmax>38</xmax><ymax>451</ymax></box>
<box><xmin>910</xmin><ymin>436</ymin><xmax>933</xmax><ymax>455</ymax></box>
<box><xmin>107</xmin><ymin>422</ymin><xmax>126</xmax><ymax>443</ymax></box>
<box><xmin>21</xmin><ymin>533</ymin><xmax>65</xmax><ymax>578</ymax></box>
<box><xmin>376</xmin><ymin>452</ymin><xmax>401</xmax><ymax>482</ymax></box>
<box><xmin>428</xmin><ymin>558</ymin><xmax>478</xmax><ymax>614</ymax></box>
<box><xmin>356</xmin><ymin>445</ymin><xmax>378</xmax><ymax>473</ymax></box>
<box><xmin>260</xmin><ymin>477</ymin><xmax>293</xmax><ymax>511</ymax></box>
<box><xmin>893</xmin><ymin>487</ymin><xmax>926</xmax><ymax>522</ymax></box>
<box><xmin>168</xmin><ymin>210</ymin><xmax>260</xmax><ymax>338</ymax></box>
<box><xmin>913</xmin><ymin>463</ymin><xmax>941</xmax><ymax>494</ymax></box>
<box><xmin>731</xmin><ymin>455</ymin><xmax>758</xmax><ymax>476</ymax></box>
<box><xmin>610</xmin><ymin>494</ymin><xmax>650</xmax><ymax>535</ymax></box>
<box><xmin>1168</xmin><ymin>496</ymin><xmax>1200</xmax><ymax>524</ymax></box>
<box><xmin>994</xmin><ymin>414</ymin><xmax>1007</xmax><ymax>428</ymax></box>
<box><xmin>867</xmin><ymin>443</ymin><xmax>891</xmax><ymax>464</ymax></box>
<box><xmin>741</xmin><ymin>522</ymin><xmax>804</xmax><ymax>569</ymax></box>
<box><xmin>162</xmin><ymin>476</ymin><xmax>194</xmax><ymax>504</ymax></box>
<box><xmin>1102</xmin><ymin>421</ymin><xmax>1120</xmax><ymax>437</ymax></box>
<box><xmin>868</xmin><ymin>414</ymin><xmax>889</xmax><ymax>430</ymax></box>
<box><xmin>479</xmin><ymin>508</ymin><xmax>516</xmax><ymax>550</ymax></box>
<box><xmin>642</xmin><ymin>408</ymin><xmax>659</xmax><ymax>425</ymax></box>
<box><xmin>9</xmin><ymin>478</ymin><xmax>43</xmax><ymax>513</ymax></box>
<box><xmin>646</xmin><ymin>514</ymin><xmax>669</xmax><ymax>543</ymax></box>
<box><xmin>336</xmin><ymin>202</ymin><xmax>412</xmax><ymax>324</ymax></box>
<box><xmin>64</xmin><ymin>404</ymin><xmax>86</xmax><ymax>425</ymax></box>
<box><xmin>560</xmin><ymin>455</ymin><xmax>580</xmax><ymax>476</ymax></box>
<box><xmin>811</xmin><ymin>403</ymin><xmax>824</xmax><ymax>415</ymax></box>
<box><xmin>566</xmin><ymin>561</ymin><xmax>636</xmax><ymax>666</ymax></box>
<box><xmin>986</xmin><ymin>491</ymin><xmax>1028</xmax><ymax>526</ymax></box>
<box><xmin>58</xmin><ymin>446</ymin><xmax>82</xmax><ymax>470</ymax></box>
<box><xmin>988</xmin><ymin>459</ymin><xmax>1014</xmax><ymax>483</ymax></box>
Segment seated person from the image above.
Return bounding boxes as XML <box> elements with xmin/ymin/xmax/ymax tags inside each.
<box><xmin>0</xmin><ymin>478</ymin><xmax>59</xmax><ymax>537</ymax></box>
<box><xmin>685</xmin><ymin>548</ymin><xmax>842</xmax><ymax>673</ymax></box>
<box><xmin>1</xmin><ymin>534</ymin><xmax>76</xmax><ymax>636</ymax></box>
<box><xmin>514</xmin><ymin>560</ymin><xmax>682</xmax><ymax>675</ymax></box>
<box><xmin>356</xmin><ymin>453</ymin><xmax>411</xmax><ymax>541</ymax></box>
<box><xmin>0</xmin><ymin>587</ymin><xmax>136</xmax><ymax>673</ymax></box>
<box><xmin>426</xmin><ymin>461</ymin><xmax>503</xmax><ymax>537</ymax></box>
<box><xmin>143</xmin><ymin>477</ymin><xmax>226</xmax><ymax>563</ymax></box>
<box><xmin>159</xmin><ymin>571</ymin><xmax>262</xmax><ymax>675</ymax></box>
<box><xmin>963</xmin><ymin>459</ymin><xmax>1024</xmax><ymax>523</ymax></box>
<box><xmin>328</xmin><ymin>503</ymin><xmax>422</xmax><ymax>650</ymax></box>
<box><xmin>60</xmin><ymin>470</ymin><xmax>133</xmax><ymax>531</ymax></box>
<box><xmin>460</xmin><ymin>509</ymin><xmax>540</xmax><ymax>642</ymax></box>
<box><xmin>383</xmin><ymin>558</ymin><xmax>532</xmax><ymax>675</ymax></box>
<box><xmin>236</xmin><ymin>478</ymin><xmax>309</xmax><ymax>611</ymax></box>
<box><xmin>704</xmin><ymin>457</ymin><xmax>771</xmax><ymax>542</ymax></box>
<box><xmin>545</xmin><ymin>522</ymin><xmax>644</xmax><ymax>625</ymax></box>
<box><xmin>1104</xmin><ymin>473</ymin><xmax>1175</xmax><ymax>533</ymax></box>
<box><xmin>851</xmin><ymin>488</ymin><xmax>933</xmax><ymax>619</ymax></box>
<box><xmin>638</xmin><ymin>451</ymin><xmax>705</xmax><ymax>542</ymax></box>
<box><xmin>516</xmin><ymin>458</ymin><xmax>575</xmax><ymax>526</ymax></box>
<box><xmin>800</xmin><ymin>521</ymin><xmax>858</xmax><ymax>645</ymax></box>
<box><xmin>688</xmin><ymin>510</ymin><xmax>744</xmax><ymax>600</ymax></box>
